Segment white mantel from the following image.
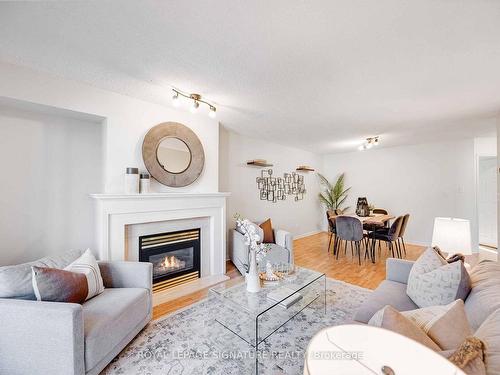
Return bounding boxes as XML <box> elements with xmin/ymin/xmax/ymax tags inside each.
<box><xmin>90</xmin><ymin>192</ymin><xmax>230</xmax><ymax>305</ymax></box>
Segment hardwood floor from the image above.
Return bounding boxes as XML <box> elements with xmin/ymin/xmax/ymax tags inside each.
<box><xmin>153</xmin><ymin>231</ymin><xmax>425</xmax><ymax>319</ymax></box>
<box><xmin>294</xmin><ymin>232</ymin><xmax>425</xmax><ymax>289</ymax></box>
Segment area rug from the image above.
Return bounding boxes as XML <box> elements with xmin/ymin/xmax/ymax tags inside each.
<box><xmin>102</xmin><ymin>278</ymin><xmax>371</xmax><ymax>375</ymax></box>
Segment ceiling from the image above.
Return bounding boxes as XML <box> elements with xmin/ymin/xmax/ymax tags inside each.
<box><xmin>0</xmin><ymin>1</ymin><xmax>499</xmax><ymax>154</ymax></box>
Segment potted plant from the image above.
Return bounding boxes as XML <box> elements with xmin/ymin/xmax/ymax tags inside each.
<box><xmin>318</xmin><ymin>173</ymin><xmax>351</xmax><ymax>214</ymax></box>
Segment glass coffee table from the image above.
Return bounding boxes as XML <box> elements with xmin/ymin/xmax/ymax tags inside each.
<box><xmin>209</xmin><ymin>266</ymin><xmax>326</xmax><ymax>374</ymax></box>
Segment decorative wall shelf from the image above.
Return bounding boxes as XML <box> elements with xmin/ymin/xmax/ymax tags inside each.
<box><xmin>296</xmin><ymin>166</ymin><xmax>315</xmax><ymax>172</ymax></box>
<box><xmin>247</xmin><ymin>160</ymin><xmax>273</xmax><ymax>167</ymax></box>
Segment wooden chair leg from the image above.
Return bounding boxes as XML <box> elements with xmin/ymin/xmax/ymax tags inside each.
<box><xmin>357</xmin><ymin>241</ymin><xmax>361</xmax><ymax>265</ymax></box>
<box><xmin>388</xmin><ymin>241</ymin><xmax>394</xmax><ymax>257</ymax></box>
<box><xmin>327</xmin><ymin>232</ymin><xmax>333</xmax><ymax>253</ymax></box>
<box><xmin>401</xmin><ymin>237</ymin><xmax>407</xmax><ymax>257</ymax></box>
<box><xmin>395</xmin><ymin>240</ymin><xmax>401</xmax><ymax>258</ymax></box>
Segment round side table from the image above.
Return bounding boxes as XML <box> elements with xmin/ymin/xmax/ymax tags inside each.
<box><xmin>304</xmin><ymin>324</ymin><xmax>466</xmax><ymax>375</ymax></box>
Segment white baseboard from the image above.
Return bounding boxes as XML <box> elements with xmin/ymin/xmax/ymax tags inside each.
<box><xmin>294</xmin><ymin>230</ymin><xmax>323</xmax><ymax>240</ymax></box>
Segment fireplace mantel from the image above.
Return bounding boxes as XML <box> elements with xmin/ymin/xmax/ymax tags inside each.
<box><xmin>90</xmin><ymin>191</ymin><xmax>230</xmax><ymax>305</ymax></box>
<box><xmin>90</xmin><ymin>192</ymin><xmax>231</xmax><ymax>200</ymax></box>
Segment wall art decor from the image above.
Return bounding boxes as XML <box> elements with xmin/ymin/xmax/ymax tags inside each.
<box><xmin>256</xmin><ymin>169</ymin><xmax>306</xmax><ymax>203</ymax></box>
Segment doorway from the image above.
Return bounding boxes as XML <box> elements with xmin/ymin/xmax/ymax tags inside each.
<box><xmin>478</xmin><ymin>156</ymin><xmax>497</xmax><ymax>249</ymax></box>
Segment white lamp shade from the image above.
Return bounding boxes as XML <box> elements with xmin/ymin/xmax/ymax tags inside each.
<box><xmin>431</xmin><ymin>217</ymin><xmax>472</xmax><ymax>255</ymax></box>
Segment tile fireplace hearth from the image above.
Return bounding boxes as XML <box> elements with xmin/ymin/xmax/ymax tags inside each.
<box><xmin>139</xmin><ymin>229</ymin><xmax>201</xmax><ymax>293</ymax></box>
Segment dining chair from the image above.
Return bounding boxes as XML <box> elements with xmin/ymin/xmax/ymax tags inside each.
<box><xmin>335</xmin><ymin>216</ymin><xmax>365</xmax><ymax>265</ymax></box>
<box><xmin>326</xmin><ymin>210</ymin><xmax>337</xmax><ymax>253</ymax></box>
<box><xmin>397</xmin><ymin>214</ymin><xmax>410</xmax><ymax>256</ymax></box>
<box><xmin>372</xmin><ymin>208</ymin><xmax>388</xmax><ymax>215</ymax></box>
<box><xmin>371</xmin><ymin>216</ymin><xmax>404</xmax><ymax>258</ymax></box>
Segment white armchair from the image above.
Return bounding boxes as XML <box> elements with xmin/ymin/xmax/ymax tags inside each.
<box><xmin>230</xmin><ymin>224</ymin><xmax>294</xmax><ymax>275</ymax></box>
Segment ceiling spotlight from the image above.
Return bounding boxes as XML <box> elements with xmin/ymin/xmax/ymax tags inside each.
<box><xmin>172</xmin><ymin>91</ymin><xmax>180</xmax><ymax>107</ymax></box>
<box><xmin>171</xmin><ymin>89</ymin><xmax>217</xmax><ymax>117</ymax></box>
<box><xmin>358</xmin><ymin>136</ymin><xmax>380</xmax><ymax>151</ymax></box>
<box><xmin>190</xmin><ymin>100</ymin><xmax>199</xmax><ymax>113</ymax></box>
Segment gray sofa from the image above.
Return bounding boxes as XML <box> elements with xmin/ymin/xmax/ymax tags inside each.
<box><xmin>230</xmin><ymin>226</ymin><xmax>293</xmax><ymax>275</ymax></box>
<box><xmin>0</xmin><ymin>254</ymin><xmax>152</xmax><ymax>375</ymax></box>
<box><xmin>354</xmin><ymin>257</ymin><xmax>500</xmax><ymax>332</ymax></box>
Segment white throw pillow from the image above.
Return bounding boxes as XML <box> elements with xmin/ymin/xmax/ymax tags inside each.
<box><xmin>406</xmin><ymin>248</ymin><xmax>471</xmax><ymax>308</ymax></box>
<box><xmin>64</xmin><ymin>249</ymin><xmax>104</xmax><ymax>300</ymax></box>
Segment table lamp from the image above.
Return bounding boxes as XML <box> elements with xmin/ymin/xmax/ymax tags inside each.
<box><xmin>431</xmin><ymin>217</ymin><xmax>472</xmax><ymax>262</ymax></box>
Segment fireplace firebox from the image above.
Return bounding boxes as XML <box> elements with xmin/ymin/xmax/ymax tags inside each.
<box><xmin>139</xmin><ymin>229</ymin><xmax>200</xmax><ymax>293</ymax></box>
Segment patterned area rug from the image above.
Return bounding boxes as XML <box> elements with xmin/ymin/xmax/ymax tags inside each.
<box><xmin>102</xmin><ymin>279</ymin><xmax>371</xmax><ymax>375</ymax></box>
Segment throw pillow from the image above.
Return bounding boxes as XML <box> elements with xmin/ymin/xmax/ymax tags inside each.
<box><xmin>259</xmin><ymin>218</ymin><xmax>275</xmax><ymax>244</ymax></box>
<box><xmin>465</xmin><ymin>260</ymin><xmax>500</xmax><ymax>331</ymax></box>
<box><xmin>474</xmin><ymin>308</ymin><xmax>500</xmax><ymax>375</ymax></box>
<box><xmin>236</xmin><ymin>220</ymin><xmax>264</xmax><ymax>243</ymax></box>
<box><xmin>0</xmin><ymin>249</ymin><xmax>84</xmax><ymax>300</ymax></box>
<box><xmin>375</xmin><ymin>305</ymin><xmax>441</xmax><ymax>351</ymax></box>
<box><xmin>368</xmin><ymin>300</ymin><xmax>472</xmax><ymax>350</ymax></box>
<box><xmin>407</xmin><ymin>247</ymin><xmax>471</xmax><ymax>308</ymax></box>
<box><xmin>64</xmin><ymin>249</ymin><xmax>104</xmax><ymax>300</ymax></box>
<box><xmin>31</xmin><ymin>266</ymin><xmax>88</xmax><ymax>304</ymax></box>
<box><xmin>440</xmin><ymin>338</ymin><xmax>487</xmax><ymax>375</ymax></box>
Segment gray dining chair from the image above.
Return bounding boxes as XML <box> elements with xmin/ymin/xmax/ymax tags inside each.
<box><xmin>397</xmin><ymin>214</ymin><xmax>410</xmax><ymax>256</ymax></box>
<box><xmin>335</xmin><ymin>216</ymin><xmax>365</xmax><ymax>265</ymax></box>
<box><xmin>371</xmin><ymin>216</ymin><xmax>404</xmax><ymax>258</ymax></box>
<box><xmin>326</xmin><ymin>210</ymin><xmax>337</xmax><ymax>253</ymax></box>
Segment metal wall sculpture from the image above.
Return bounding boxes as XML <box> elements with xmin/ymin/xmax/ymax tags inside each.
<box><xmin>256</xmin><ymin>169</ymin><xmax>306</xmax><ymax>203</ymax></box>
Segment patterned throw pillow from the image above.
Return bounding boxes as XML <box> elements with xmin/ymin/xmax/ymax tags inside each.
<box><xmin>64</xmin><ymin>249</ymin><xmax>104</xmax><ymax>300</ymax></box>
<box><xmin>31</xmin><ymin>266</ymin><xmax>88</xmax><ymax>304</ymax></box>
<box><xmin>406</xmin><ymin>248</ymin><xmax>471</xmax><ymax>308</ymax></box>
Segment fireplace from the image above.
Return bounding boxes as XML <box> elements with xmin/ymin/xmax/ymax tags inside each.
<box><xmin>139</xmin><ymin>228</ymin><xmax>200</xmax><ymax>293</ymax></box>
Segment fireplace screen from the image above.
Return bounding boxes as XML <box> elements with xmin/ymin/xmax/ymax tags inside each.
<box><xmin>139</xmin><ymin>229</ymin><xmax>200</xmax><ymax>293</ymax></box>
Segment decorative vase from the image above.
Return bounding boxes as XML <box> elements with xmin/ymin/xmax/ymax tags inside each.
<box><xmin>356</xmin><ymin>197</ymin><xmax>370</xmax><ymax>217</ymax></box>
<box><xmin>246</xmin><ymin>250</ymin><xmax>261</xmax><ymax>293</ymax></box>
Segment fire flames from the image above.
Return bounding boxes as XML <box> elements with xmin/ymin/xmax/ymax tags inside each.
<box><xmin>161</xmin><ymin>255</ymin><xmax>185</xmax><ymax>270</ymax></box>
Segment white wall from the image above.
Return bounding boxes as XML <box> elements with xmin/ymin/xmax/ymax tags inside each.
<box><xmin>0</xmin><ymin>101</ymin><xmax>103</xmax><ymax>265</ymax></box>
<box><xmin>219</xmin><ymin>127</ymin><xmax>323</xmax><ymax>242</ymax></box>
<box><xmin>0</xmin><ymin>62</ymin><xmax>219</xmax><ymax>193</ymax></box>
<box><xmin>322</xmin><ymin>140</ymin><xmax>478</xmax><ymax>248</ymax></box>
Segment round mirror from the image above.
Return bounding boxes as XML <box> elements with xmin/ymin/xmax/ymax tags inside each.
<box><xmin>156</xmin><ymin>137</ymin><xmax>192</xmax><ymax>174</ymax></box>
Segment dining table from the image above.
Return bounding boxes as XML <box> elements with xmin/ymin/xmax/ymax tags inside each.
<box><xmin>330</xmin><ymin>213</ymin><xmax>395</xmax><ymax>263</ymax></box>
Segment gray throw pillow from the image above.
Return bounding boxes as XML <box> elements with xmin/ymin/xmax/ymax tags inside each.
<box><xmin>406</xmin><ymin>247</ymin><xmax>471</xmax><ymax>308</ymax></box>
<box><xmin>32</xmin><ymin>266</ymin><xmax>88</xmax><ymax>304</ymax></box>
<box><xmin>0</xmin><ymin>249</ymin><xmax>84</xmax><ymax>300</ymax></box>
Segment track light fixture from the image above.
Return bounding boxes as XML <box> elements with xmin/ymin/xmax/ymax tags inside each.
<box><xmin>171</xmin><ymin>89</ymin><xmax>217</xmax><ymax>118</ymax></box>
<box><xmin>358</xmin><ymin>136</ymin><xmax>380</xmax><ymax>151</ymax></box>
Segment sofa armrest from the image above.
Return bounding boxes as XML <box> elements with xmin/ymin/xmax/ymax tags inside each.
<box><xmin>0</xmin><ymin>299</ymin><xmax>84</xmax><ymax>375</ymax></box>
<box><xmin>98</xmin><ymin>261</ymin><xmax>152</xmax><ymax>291</ymax></box>
<box><xmin>386</xmin><ymin>258</ymin><xmax>415</xmax><ymax>284</ymax></box>
<box><xmin>274</xmin><ymin>229</ymin><xmax>294</xmax><ymax>262</ymax></box>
